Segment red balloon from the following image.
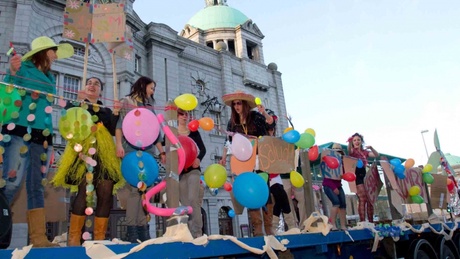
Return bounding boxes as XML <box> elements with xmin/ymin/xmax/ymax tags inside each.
<box><xmin>342</xmin><ymin>172</ymin><xmax>356</xmax><ymax>182</ymax></box>
<box><xmin>447</xmin><ymin>178</ymin><xmax>455</xmax><ymax>193</ymax></box>
<box><xmin>308</xmin><ymin>145</ymin><xmax>319</xmax><ymax>161</ymax></box>
<box><xmin>323</xmin><ymin>156</ymin><xmax>339</xmax><ymax>169</ymax></box>
<box><xmin>188</xmin><ymin>120</ymin><xmax>200</xmax><ymax>132</ymax></box>
<box><xmin>223</xmin><ymin>182</ymin><xmax>233</xmax><ymax>191</ymax></box>
<box><xmin>178</xmin><ymin>135</ymin><xmax>198</xmax><ymax>169</ymax></box>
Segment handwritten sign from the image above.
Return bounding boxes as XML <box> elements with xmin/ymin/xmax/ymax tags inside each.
<box><xmin>319</xmin><ymin>149</ymin><xmax>343</xmax><ymax>180</ymax></box>
<box><xmin>63</xmin><ymin>0</ymin><xmax>126</xmax><ymax>43</ymax></box>
<box><xmin>343</xmin><ymin>156</ymin><xmax>357</xmax><ymax>193</ymax></box>
<box><xmin>107</xmin><ymin>26</ymin><xmax>134</xmax><ymax>60</ymax></box>
<box><xmin>364</xmin><ymin>163</ymin><xmax>383</xmax><ymax>205</ymax></box>
<box><xmin>258</xmin><ymin>136</ymin><xmax>295</xmax><ymax>174</ymax></box>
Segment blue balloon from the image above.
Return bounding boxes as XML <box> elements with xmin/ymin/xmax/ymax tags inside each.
<box><xmin>390</xmin><ymin>158</ymin><xmax>402</xmax><ymax>167</ymax></box>
<box><xmin>233</xmin><ymin>172</ymin><xmax>269</xmax><ymax>209</ymax></box>
<box><xmin>228</xmin><ymin>209</ymin><xmax>235</xmax><ymax>218</ymax></box>
<box><xmin>121</xmin><ymin>151</ymin><xmax>159</xmax><ymax>187</ymax></box>
<box><xmin>282</xmin><ymin>130</ymin><xmax>300</xmax><ymax>144</ymax></box>
<box><xmin>357</xmin><ymin>159</ymin><xmax>364</xmax><ymax>168</ymax></box>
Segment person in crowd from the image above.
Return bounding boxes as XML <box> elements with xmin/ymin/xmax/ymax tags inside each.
<box><xmin>265</xmin><ymin>110</ymin><xmax>296</xmax><ymax>233</ymax></box>
<box><xmin>115</xmin><ymin>76</ymin><xmax>166</xmax><ymax>242</ymax></box>
<box><xmin>218</xmin><ymin>91</ymin><xmax>274</xmax><ymax>236</ymax></box>
<box><xmin>176</xmin><ymin>108</ymin><xmax>206</xmax><ymax>238</ymax></box>
<box><xmin>52</xmin><ymin>77</ymin><xmax>124</xmax><ymax>245</ymax></box>
<box><xmin>1</xmin><ymin>36</ymin><xmax>73</xmax><ymax>247</ymax></box>
<box><xmin>321</xmin><ymin>143</ymin><xmax>347</xmax><ymax>231</ymax></box>
<box><xmin>347</xmin><ymin>133</ymin><xmax>379</xmax><ymax>222</ymax></box>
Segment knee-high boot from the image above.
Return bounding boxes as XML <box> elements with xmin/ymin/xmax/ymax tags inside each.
<box><xmin>27</xmin><ymin>208</ymin><xmax>59</xmax><ymax>247</ymax></box>
<box><xmin>68</xmin><ymin>214</ymin><xmax>86</xmax><ymax>246</ymax></box>
<box><xmin>248</xmin><ymin>209</ymin><xmax>263</xmax><ymax>236</ymax></box>
<box><xmin>93</xmin><ymin>217</ymin><xmax>109</xmax><ymax>240</ymax></box>
<box><xmin>263</xmin><ymin>203</ymin><xmax>274</xmax><ymax>235</ymax></box>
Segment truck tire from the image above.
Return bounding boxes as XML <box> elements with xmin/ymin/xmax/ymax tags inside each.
<box><xmin>407</xmin><ymin>239</ymin><xmax>438</xmax><ymax>259</ymax></box>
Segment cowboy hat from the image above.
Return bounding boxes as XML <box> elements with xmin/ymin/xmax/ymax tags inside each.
<box><xmin>22</xmin><ymin>36</ymin><xmax>74</xmax><ymax>61</ymax></box>
<box><xmin>331</xmin><ymin>143</ymin><xmax>343</xmax><ymax>152</ymax></box>
<box><xmin>222</xmin><ymin>91</ymin><xmax>257</xmax><ymax>108</ymax></box>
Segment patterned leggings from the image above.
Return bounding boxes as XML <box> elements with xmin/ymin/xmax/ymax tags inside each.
<box><xmin>356</xmin><ymin>184</ymin><xmax>373</xmax><ymax>222</ymax></box>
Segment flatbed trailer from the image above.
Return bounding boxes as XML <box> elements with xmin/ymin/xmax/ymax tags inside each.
<box><xmin>1</xmin><ymin>222</ymin><xmax>459</xmax><ymax>259</ymax></box>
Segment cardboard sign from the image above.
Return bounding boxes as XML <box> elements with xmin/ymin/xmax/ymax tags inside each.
<box><xmin>430</xmin><ymin>174</ymin><xmax>448</xmax><ymax>210</ymax></box>
<box><xmin>380</xmin><ymin>160</ymin><xmax>400</xmax><ymax>191</ymax></box>
<box><xmin>364</xmin><ymin>163</ymin><xmax>383</xmax><ymax>205</ymax></box>
<box><xmin>319</xmin><ymin>149</ymin><xmax>343</xmax><ymax>180</ymax></box>
<box><xmin>397</xmin><ymin>167</ymin><xmax>427</xmax><ymax>203</ymax></box>
<box><xmin>230</xmin><ymin>139</ymin><xmax>257</xmax><ymax>175</ymax></box>
<box><xmin>257</xmin><ymin>136</ymin><xmax>295</xmax><ymax>174</ymax></box>
<box><xmin>107</xmin><ymin>26</ymin><xmax>134</xmax><ymax>60</ymax></box>
<box><xmin>343</xmin><ymin>156</ymin><xmax>357</xmax><ymax>193</ymax></box>
<box><xmin>63</xmin><ymin>1</ymin><xmax>126</xmax><ymax>43</ymax></box>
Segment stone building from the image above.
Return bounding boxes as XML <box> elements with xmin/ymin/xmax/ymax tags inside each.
<box><xmin>0</xmin><ymin>0</ymin><xmax>288</xmax><ymax>241</ymax></box>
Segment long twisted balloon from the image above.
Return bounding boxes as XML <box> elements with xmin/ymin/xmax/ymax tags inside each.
<box><xmin>143</xmin><ymin>113</ymin><xmax>192</xmax><ymax>216</ymax></box>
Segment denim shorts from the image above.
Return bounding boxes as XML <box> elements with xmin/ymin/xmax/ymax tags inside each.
<box><xmin>323</xmin><ymin>185</ymin><xmax>346</xmax><ymax>209</ymax></box>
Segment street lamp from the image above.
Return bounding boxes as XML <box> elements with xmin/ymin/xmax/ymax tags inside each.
<box><xmin>421</xmin><ymin>130</ymin><xmax>429</xmax><ymax>159</ymax></box>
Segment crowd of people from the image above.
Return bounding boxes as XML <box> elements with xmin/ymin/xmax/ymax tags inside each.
<box><xmin>1</xmin><ymin>36</ymin><xmax>379</xmax><ymax>247</ymax></box>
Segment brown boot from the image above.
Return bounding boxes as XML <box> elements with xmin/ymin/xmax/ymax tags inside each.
<box><xmin>68</xmin><ymin>214</ymin><xmax>86</xmax><ymax>246</ymax></box>
<box><xmin>263</xmin><ymin>203</ymin><xmax>274</xmax><ymax>235</ymax></box>
<box><xmin>93</xmin><ymin>217</ymin><xmax>109</xmax><ymax>240</ymax></box>
<box><xmin>27</xmin><ymin>208</ymin><xmax>59</xmax><ymax>247</ymax></box>
<box><xmin>248</xmin><ymin>209</ymin><xmax>263</xmax><ymax>236</ymax></box>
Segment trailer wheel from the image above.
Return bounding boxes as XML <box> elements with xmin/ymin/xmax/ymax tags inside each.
<box><xmin>437</xmin><ymin>236</ymin><xmax>459</xmax><ymax>259</ymax></box>
<box><xmin>407</xmin><ymin>239</ymin><xmax>438</xmax><ymax>259</ymax></box>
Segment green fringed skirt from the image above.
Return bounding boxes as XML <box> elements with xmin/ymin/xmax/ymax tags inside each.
<box><xmin>52</xmin><ymin>123</ymin><xmax>125</xmax><ymax>193</ymax></box>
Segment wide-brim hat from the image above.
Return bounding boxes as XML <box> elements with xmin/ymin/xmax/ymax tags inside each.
<box><xmin>331</xmin><ymin>143</ymin><xmax>344</xmax><ymax>152</ymax></box>
<box><xmin>22</xmin><ymin>36</ymin><xmax>74</xmax><ymax>61</ymax></box>
<box><xmin>222</xmin><ymin>91</ymin><xmax>257</xmax><ymax>108</ymax></box>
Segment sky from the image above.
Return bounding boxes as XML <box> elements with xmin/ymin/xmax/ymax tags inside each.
<box><xmin>133</xmin><ymin>0</ymin><xmax>460</xmax><ymax>165</ymax></box>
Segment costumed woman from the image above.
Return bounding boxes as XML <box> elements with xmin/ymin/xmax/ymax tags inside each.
<box><xmin>115</xmin><ymin>76</ymin><xmax>166</xmax><ymax>242</ymax></box>
<box><xmin>2</xmin><ymin>36</ymin><xmax>73</xmax><ymax>247</ymax></box>
<box><xmin>218</xmin><ymin>91</ymin><xmax>274</xmax><ymax>236</ymax></box>
<box><xmin>52</xmin><ymin>77</ymin><xmax>124</xmax><ymax>246</ymax></box>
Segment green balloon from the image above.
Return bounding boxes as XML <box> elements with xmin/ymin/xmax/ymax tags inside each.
<box><xmin>259</xmin><ymin>172</ymin><xmax>269</xmax><ymax>183</ymax></box>
<box><xmin>295</xmin><ymin>133</ymin><xmax>315</xmax><ymax>149</ymax></box>
<box><xmin>422</xmin><ymin>173</ymin><xmax>434</xmax><ymax>184</ymax></box>
<box><xmin>411</xmin><ymin>194</ymin><xmax>424</xmax><ymax>204</ymax></box>
<box><xmin>0</xmin><ymin>83</ymin><xmax>21</xmax><ymax>123</ymax></box>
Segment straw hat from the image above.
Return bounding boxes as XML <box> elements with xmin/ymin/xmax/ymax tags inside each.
<box><xmin>331</xmin><ymin>143</ymin><xmax>343</xmax><ymax>152</ymax></box>
<box><xmin>22</xmin><ymin>36</ymin><xmax>74</xmax><ymax>61</ymax></box>
<box><xmin>222</xmin><ymin>91</ymin><xmax>256</xmax><ymax>108</ymax></box>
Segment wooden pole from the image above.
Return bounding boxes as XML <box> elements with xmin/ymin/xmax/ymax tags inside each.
<box><xmin>300</xmin><ymin>150</ymin><xmax>315</xmax><ymax>217</ymax></box>
<box><xmin>111</xmin><ymin>52</ymin><xmax>118</xmax><ymax>100</ymax></box>
<box><xmin>81</xmin><ymin>41</ymin><xmax>89</xmax><ymax>90</ymax></box>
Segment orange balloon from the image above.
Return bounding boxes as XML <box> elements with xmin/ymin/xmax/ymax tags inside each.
<box><xmin>199</xmin><ymin>117</ymin><xmax>214</xmax><ymax>131</ymax></box>
<box><xmin>404</xmin><ymin>158</ymin><xmax>415</xmax><ymax>169</ymax></box>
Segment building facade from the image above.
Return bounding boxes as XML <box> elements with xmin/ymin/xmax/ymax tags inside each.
<box><xmin>0</xmin><ymin>0</ymin><xmax>289</xmax><ymax>239</ymax></box>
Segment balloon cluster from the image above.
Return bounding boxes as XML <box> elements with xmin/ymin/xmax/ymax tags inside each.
<box><xmin>408</xmin><ymin>185</ymin><xmax>424</xmax><ymax>204</ymax></box>
<box><xmin>174</xmin><ymin>93</ymin><xmax>215</xmax><ymax>132</ymax></box>
<box><xmin>421</xmin><ymin>164</ymin><xmax>434</xmax><ymax>184</ymax></box>
<box><xmin>390</xmin><ymin>158</ymin><xmax>406</xmax><ymax>179</ymax></box>
<box><xmin>282</xmin><ymin>127</ymin><xmax>316</xmax><ymax>149</ymax></box>
<box><xmin>373</xmin><ymin>224</ymin><xmax>403</xmax><ymax>238</ymax></box>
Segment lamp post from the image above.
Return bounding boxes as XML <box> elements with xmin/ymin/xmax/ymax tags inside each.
<box><xmin>421</xmin><ymin>130</ymin><xmax>429</xmax><ymax>159</ymax></box>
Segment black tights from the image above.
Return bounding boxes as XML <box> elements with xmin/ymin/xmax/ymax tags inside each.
<box><xmin>72</xmin><ymin>179</ymin><xmax>114</xmax><ymax>218</ymax></box>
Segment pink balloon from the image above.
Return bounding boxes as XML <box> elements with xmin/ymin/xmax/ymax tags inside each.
<box><xmin>122</xmin><ymin>108</ymin><xmax>160</xmax><ymax>148</ymax></box>
<box><xmin>231</xmin><ymin>133</ymin><xmax>253</xmax><ymax>161</ymax></box>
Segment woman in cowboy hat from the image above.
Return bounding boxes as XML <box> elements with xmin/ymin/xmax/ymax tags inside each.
<box><xmin>2</xmin><ymin>36</ymin><xmax>73</xmax><ymax>247</ymax></box>
<box><xmin>219</xmin><ymin>91</ymin><xmax>274</xmax><ymax>236</ymax></box>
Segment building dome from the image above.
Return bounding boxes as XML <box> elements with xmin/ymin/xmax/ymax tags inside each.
<box><xmin>187</xmin><ymin>5</ymin><xmax>249</xmax><ymax>30</ymax></box>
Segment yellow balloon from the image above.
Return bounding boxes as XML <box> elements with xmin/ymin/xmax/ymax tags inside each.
<box><xmin>204</xmin><ymin>164</ymin><xmax>227</xmax><ymax>188</ymax></box>
<box><xmin>408</xmin><ymin>185</ymin><xmax>421</xmax><ymax>196</ymax></box>
<box><xmin>422</xmin><ymin>164</ymin><xmax>433</xmax><ymax>173</ymax></box>
<box><xmin>305</xmin><ymin>128</ymin><xmax>316</xmax><ymax>137</ymax></box>
<box><xmin>174</xmin><ymin>93</ymin><xmax>198</xmax><ymax>111</ymax></box>
<box><xmin>404</xmin><ymin>158</ymin><xmax>415</xmax><ymax>169</ymax></box>
<box><xmin>290</xmin><ymin>171</ymin><xmax>304</xmax><ymax>188</ymax></box>
<box><xmin>283</xmin><ymin>127</ymin><xmax>293</xmax><ymax>134</ymax></box>
<box><xmin>255</xmin><ymin>97</ymin><xmax>261</xmax><ymax>105</ymax></box>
